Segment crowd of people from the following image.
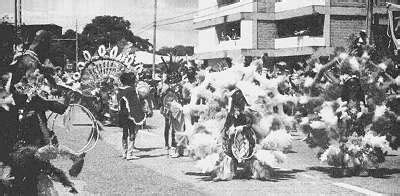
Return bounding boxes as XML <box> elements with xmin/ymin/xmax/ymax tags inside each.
<box><xmin>1</xmin><ymin>28</ymin><xmax>400</xmax><ymax>195</ymax></box>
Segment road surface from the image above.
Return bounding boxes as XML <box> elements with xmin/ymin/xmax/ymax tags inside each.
<box><xmin>50</xmin><ymin>110</ymin><xmax>400</xmax><ymax>195</ymax></box>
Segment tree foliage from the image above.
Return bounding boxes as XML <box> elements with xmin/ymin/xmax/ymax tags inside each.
<box><xmin>158</xmin><ymin>45</ymin><xmax>194</xmax><ymax>56</ymax></box>
<box><xmin>0</xmin><ymin>23</ymin><xmax>16</xmax><ymax>69</ymax></box>
<box><xmin>80</xmin><ymin>15</ymin><xmax>152</xmax><ymax>54</ymax></box>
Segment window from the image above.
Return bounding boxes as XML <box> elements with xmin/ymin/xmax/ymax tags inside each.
<box><xmin>216</xmin><ymin>21</ymin><xmax>241</xmax><ymax>41</ymax></box>
<box><xmin>277</xmin><ymin>15</ymin><xmax>325</xmax><ymax>38</ymax></box>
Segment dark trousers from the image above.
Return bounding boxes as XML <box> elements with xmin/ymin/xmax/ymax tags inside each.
<box><xmin>122</xmin><ymin>120</ymin><xmax>139</xmax><ymax>151</ymax></box>
<box><xmin>164</xmin><ymin>117</ymin><xmax>176</xmax><ymax>147</ymax></box>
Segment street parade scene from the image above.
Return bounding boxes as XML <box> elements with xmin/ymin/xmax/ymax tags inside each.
<box><xmin>1</xmin><ymin>0</ymin><xmax>400</xmax><ymax>195</ymax></box>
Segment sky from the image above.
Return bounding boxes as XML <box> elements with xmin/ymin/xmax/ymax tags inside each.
<box><xmin>0</xmin><ymin>0</ymin><xmax>198</xmax><ymax>48</ymax></box>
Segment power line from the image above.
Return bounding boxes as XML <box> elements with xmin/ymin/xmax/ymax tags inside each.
<box><xmin>135</xmin><ymin>1</ymin><xmax>259</xmax><ymax>32</ymax></box>
<box><xmin>136</xmin><ymin>25</ymin><xmax>154</xmax><ymax>35</ymax></box>
<box><xmin>135</xmin><ymin>4</ymin><xmax>220</xmax><ymax>31</ymax></box>
<box><xmin>157</xmin><ymin>18</ymin><xmax>193</xmax><ymax>27</ymax></box>
<box><xmin>135</xmin><ymin>23</ymin><xmax>153</xmax><ymax>32</ymax></box>
<box><xmin>157</xmin><ymin>1</ymin><xmax>256</xmax><ymax>27</ymax></box>
<box><xmin>135</xmin><ymin>1</ymin><xmax>258</xmax><ymax>36</ymax></box>
<box><xmin>157</xmin><ymin>3</ymin><xmax>222</xmax><ymax>23</ymax></box>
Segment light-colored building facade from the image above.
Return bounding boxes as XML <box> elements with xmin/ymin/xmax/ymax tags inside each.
<box><xmin>194</xmin><ymin>0</ymin><xmax>400</xmax><ymax>65</ymax></box>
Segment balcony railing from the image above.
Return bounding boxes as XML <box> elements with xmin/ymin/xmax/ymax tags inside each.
<box><xmin>330</xmin><ymin>0</ymin><xmax>399</xmax><ymax>7</ymax></box>
<box><xmin>275</xmin><ymin>0</ymin><xmax>326</xmax><ymax>12</ymax></box>
<box><xmin>274</xmin><ymin>36</ymin><xmax>326</xmax><ymax>49</ymax></box>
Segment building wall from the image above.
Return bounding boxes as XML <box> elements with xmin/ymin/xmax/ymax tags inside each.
<box><xmin>195</xmin><ymin>0</ymin><xmax>255</xmax><ymax>22</ymax></box>
<box><xmin>257</xmin><ymin>21</ymin><xmax>276</xmax><ymax>49</ymax></box>
<box><xmin>330</xmin><ymin>15</ymin><xmax>365</xmax><ymax>48</ymax></box>
<box><xmin>275</xmin><ymin>0</ymin><xmax>326</xmax><ymax>12</ymax></box>
<box><xmin>197</xmin><ymin>27</ymin><xmax>219</xmax><ymax>53</ymax></box>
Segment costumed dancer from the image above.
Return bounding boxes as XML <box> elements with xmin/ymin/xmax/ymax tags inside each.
<box><xmin>5</xmin><ymin>30</ymin><xmax>84</xmax><ymax>194</ymax></box>
<box><xmin>214</xmin><ymin>89</ymin><xmax>259</xmax><ymax>181</ymax></box>
<box><xmin>161</xmin><ymin>71</ymin><xmax>186</xmax><ymax>158</ymax></box>
<box><xmin>117</xmin><ymin>72</ymin><xmax>146</xmax><ymax>160</ymax></box>
<box><xmin>188</xmin><ymin>59</ymin><xmax>293</xmax><ymax>181</ymax></box>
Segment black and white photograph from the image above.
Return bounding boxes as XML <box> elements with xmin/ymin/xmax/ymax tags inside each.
<box><xmin>0</xmin><ymin>0</ymin><xmax>400</xmax><ymax>195</ymax></box>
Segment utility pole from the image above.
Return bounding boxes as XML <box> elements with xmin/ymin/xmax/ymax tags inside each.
<box><xmin>18</xmin><ymin>0</ymin><xmax>22</xmax><ymax>26</ymax></box>
<box><xmin>366</xmin><ymin>0</ymin><xmax>373</xmax><ymax>45</ymax></box>
<box><xmin>14</xmin><ymin>0</ymin><xmax>18</xmax><ymax>28</ymax></box>
<box><xmin>152</xmin><ymin>0</ymin><xmax>157</xmax><ymax>79</ymax></box>
<box><xmin>53</xmin><ymin>20</ymin><xmax>79</xmax><ymax>70</ymax></box>
<box><xmin>75</xmin><ymin>19</ymin><xmax>79</xmax><ymax>66</ymax></box>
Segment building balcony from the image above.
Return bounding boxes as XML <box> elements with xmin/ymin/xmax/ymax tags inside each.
<box><xmin>196</xmin><ymin>38</ymin><xmax>253</xmax><ymax>53</ymax></box>
<box><xmin>274</xmin><ymin>36</ymin><xmax>326</xmax><ymax>49</ymax></box>
<box><xmin>275</xmin><ymin>0</ymin><xmax>326</xmax><ymax>12</ymax></box>
<box><xmin>194</xmin><ymin>0</ymin><xmax>254</xmax><ymax>23</ymax></box>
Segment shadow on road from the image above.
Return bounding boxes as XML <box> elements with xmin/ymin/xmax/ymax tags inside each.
<box><xmin>269</xmin><ymin>169</ymin><xmax>305</xmax><ymax>182</ymax></box>
<box><xmin>184</xmin><ymin>169</ymin><xmax>305</xmax><ymax>182</ymax></box>
<box><xmin>308</xmin><ymin>166</ymin><xmax>400</xmax><ymax>179</ymax></box>
<box><xmin>136</xmin><ymin>147</ymin><xmax>162</xmax><ymax>152</ymax></box>
<box><xmin>137</xmin><ymin>154</ymin><xmax>165</xmax><ymax>159</ymax></box>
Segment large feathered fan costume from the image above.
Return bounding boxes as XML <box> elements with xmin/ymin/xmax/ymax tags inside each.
<box><xmin>182</xmin><ymin>59</ymin><xmax>294</xmax><ymax>180</ymax></box>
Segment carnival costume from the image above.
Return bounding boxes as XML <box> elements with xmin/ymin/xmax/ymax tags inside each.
<box><xmin>161</xmin><ymin>71</ymin><xmax>186</xmax><ymax>157</ymax></box>
<box><xmin>215</xmin><ymin>89</ymin><xmax>258</xmax><ymax>180</ymax></box>
<box><xmin>117</xmin><ymin>73</ymin><xmax>146</xmax><ymax>160</ymax></box>
<box><xmin>182</xmin><ymin>59</ymin><xmax>294</xmax><ymax>181</ymax></box>
<box><xmin>1</xmin><ymin>30</ymin><xmax>82</xmax><ymax>195</ymax></box>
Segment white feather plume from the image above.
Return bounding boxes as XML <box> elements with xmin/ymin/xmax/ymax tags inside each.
<box><xmin>260</xmin><ymin>129</ymin><xmax>293</xmax><ymax>152</ymax></box>
<box><xmin>195</xmin><ymin>153</ymin><xmax>220</xmax><ymax>173</ymax></box>
<box><xmin>254</xmin><ymin>150</ymin><xmax>286</xmax><ymax>168</ymax></box>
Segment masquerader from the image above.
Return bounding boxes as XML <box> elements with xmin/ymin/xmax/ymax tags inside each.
<box><xmin>118</xmin><ymin>72</ymin><xmax>146</xmax><ymax>160</ymax></box>
<box><xmin>4</xmin><ymin>30</ymin><xmax>84</xmax><ymax>194</ymax></box>
<box><xmin>215</xmin><ymin>89</ymin><xmax>258</xmax><ymax>181</ymax></box>
<box><xmin>161</xmin><ymin>71</ymin><xmax>185</xmax><ymax>157</ymax></box>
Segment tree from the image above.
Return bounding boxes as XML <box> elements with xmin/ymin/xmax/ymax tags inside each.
<box><xmin>0</xmin><ymin>23</ymin><xmax>16</xmax><ymax>69</ymax></box>
<box><xmin>47</xmin><ymin>29</ymin><xmax>76</xmax><ymax>67</ymax></box>
<box><xmin>80</xmin><ymin>15</ymin><xmax>152</xmax><ymax>54</ymax></box>
<box><xmin>158</xmin><ymin>45</ymin><xmax>194</xmax><ymax>56</ymax></box>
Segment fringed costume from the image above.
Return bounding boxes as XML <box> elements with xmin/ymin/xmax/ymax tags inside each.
<box><xmin>1</xmin><ymin>30</ymin><xmax>83</xmax><ymax>195</ymax></box>
<box><xmin>117</xmin><ymin>72</ymin><xmax>146</xmax><ymax>160</ymax></box>
<box><xmin>184</xmin><ymin>59</ymin><xmax>294</xmax><ymax>181</ymax></box>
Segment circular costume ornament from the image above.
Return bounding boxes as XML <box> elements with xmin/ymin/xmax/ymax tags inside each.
<box><xmin>72</xmin><ymin>72</ymin><xmax>81</xmax><ymax>81</ymax></box>
<box><xmin>77</xmin><ymin>62</ymin><xmax>86</xmax><ymax>71</ymax></box>
<box><xmin>231</xmin><ymin>127</ymin><xmax>257</xmax><ymax>163</ymax></box>
<box><xmin>78</xmin><ymin>45</ymin><xmax>136</xmax><ymax>96</ymax></box>
<box><xmin>56</xmin><ymin>104</ymin><xmax>101</xmax><ymax>153</ymax></box>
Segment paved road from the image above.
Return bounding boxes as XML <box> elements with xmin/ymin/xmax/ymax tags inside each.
<box><xmin>50</xmin><ymin>110</ymin><xmax>400</xmax><ymax>196</ymax></box>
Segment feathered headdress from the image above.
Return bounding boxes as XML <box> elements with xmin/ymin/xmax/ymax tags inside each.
<box><xmin>162</xmin><ymin>55</ymin><xmax>183</xmax><ymax>84</ymax></box>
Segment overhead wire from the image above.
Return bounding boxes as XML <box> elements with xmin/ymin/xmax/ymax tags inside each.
<box><xmin>134</xmin><ymin>1</ymin><xmax>259</xmax><ymax>32</ymax></box>
<box><xmin>157</xmin><ymin>1</ymin><xmax>256</xmax><ymax>27</ymax></box>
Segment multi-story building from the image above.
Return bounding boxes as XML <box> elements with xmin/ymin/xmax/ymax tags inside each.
<box><xmin>194</xmin><ymin>0</ymin><xmax>400</xmax><ymax>65</ymax></box>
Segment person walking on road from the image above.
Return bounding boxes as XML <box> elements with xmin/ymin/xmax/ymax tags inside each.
<box><xmin>117</xmin><ymin>72</ymin><xmax>146</xmax><ymax>160</ymax></box>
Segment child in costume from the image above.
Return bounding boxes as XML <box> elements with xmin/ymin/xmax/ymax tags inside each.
<box><xmin>118</xmin><ymin>72</ymin><xmax>146</xmax><ymax>160</ymax></box>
